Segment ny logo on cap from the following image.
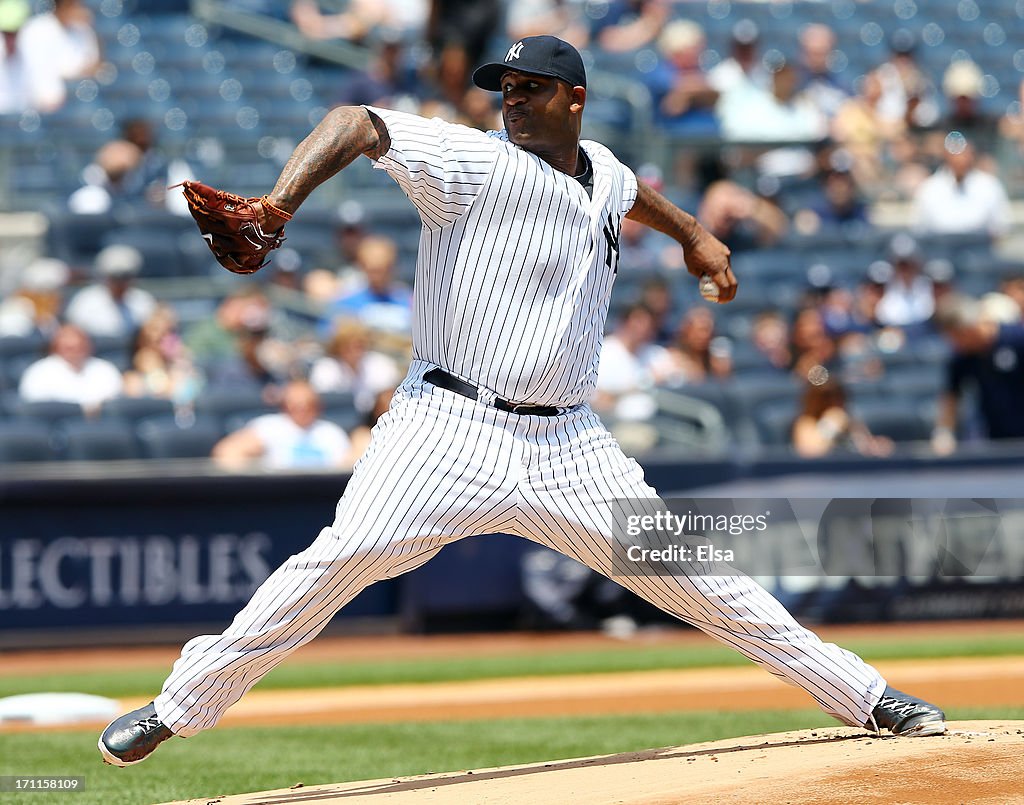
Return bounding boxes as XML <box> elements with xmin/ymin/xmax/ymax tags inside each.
<box><xmin>506</xmin><ymin>41</ymin><xmax>525</xmax><ymax>61</ymax></box>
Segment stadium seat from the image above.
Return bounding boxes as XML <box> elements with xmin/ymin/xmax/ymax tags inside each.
<box><xmin>0</xmin><ymin>389</ymin><xmax>16</xmax><ymax>412</ymax></box>
<box><xmin>280</xmin><ymin>219</ymin><xmax>341</xmax><ymax>259</ymax></box>
<box><xmin>59</xmin><ymin>420</ymin><xmax>140</xmax><ymax>461</ymax></box>
<box><xmin>728</xmin><ymin>341</ymin><xmax>772</xmax><ymax>374</ymax></box>
<box><xmin>0</xmin><ymin>333</ymin><xmax>47</xmax><ymax>363</ymax></box>
<box><xmin>889</xmin><ymin>365</ymin><xmax>945</xmax><ymax>401</ymax></box>
<box><xmin>222</xmin><ymin>409</ymin><xmax>269</xmax><ymax>433</ymax></box>
<box><xmin>93</xmin><ymin>338</ymin><xmax>135</xmax><ymax>371</ymax></box>
<box><xmin>957</xmin><ymin>274</ymin><xmax>999</xmax><ymax>298</ymax></box>
<box><xmin>194</xmin><ymin>388</ymin><xmax>274</xmax><ymax>426</ymax></box>
<box><xmin>0</xmin><ymin>422</ymin><xmax>55</xmax><ymax>463</ymax></box>
<box><xmin>46</xmin><ymin>211</ymin><xmax>121</xmax><ymax>264</ymax></box>
<box><xmin>750</xmin><ymin>399</ymin><xmax>799</xmax><ymax>448</ymax></box>
<box><xmin>0</xmin><ymin>353</ymin><xmax>43</xmax><ymax>392</ymax></box>
<box><xmin>101</xmin><ymin>396</ymin><xmax>176</xmax><ymax>425</ymax></box>
<box><xmin>10</xmin><ymin>399</ymin><xmax>85</xmax><ymax>425</ymax></box>
<box><xmin>730</xmin><ymin>249</ymin><xmax>803</xmax><ymax>280</ymax></box>
<box><xmin>137</xmin><ymin>415</ymin><xmax>223</xmax><ymax>459</ymax></box>
<box><xmin>316</xmin><ymin>391</ymin><xmax>362</xmax><ymax>431</ymax></box>
<box><xmin>10</xmin><ymin>164</ymin><xmax>59</xmax><ymax>195</ymax></box>
<box><xmin>727</xmin><ymin>373</ymin><xmax>803</xmax><ymax>411</ymax></box>
<box><xmin>843</xmin><ymin>376</ymin><xmax>890</xmax><ymax>406</ymax></box>
<box><xmin>321</xmin><ymin>405</ymin><xmax>363</xmax><ymax>434</ymax></box>
<box><xmin>316</xmin><ymin>391</ymin><xmax>356</xmax><ymax>411</ymax></box>
<box><xmin>853</xmin><ymin>401</ymin><xmax>932</xmax><ymax>443</ymax></box>
<box><xmin>99</xmin><ymin>227</ymin><xmax>198</xmax><ymax>278</ymax></box>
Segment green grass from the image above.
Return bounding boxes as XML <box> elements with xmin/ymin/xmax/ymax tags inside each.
<box><xmin>0</xmin><ymin>632</ymin><xmax>1020</xmax><ymax>700</ymax></box>
<box><xmin>0</xmin><ymin>629</ymin><xmax>1019</xmax><ymax>803</ymax></box>
<box><xmin>1</xmin><ymin>706</ymin><xmax>1020</xmax><ymax>805</ymax></box>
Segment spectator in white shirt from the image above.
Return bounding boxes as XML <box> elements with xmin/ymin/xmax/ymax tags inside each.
<box><xmin>708</xmin><ymin>18</ymin><xmax>771</xmax><ymax>98</ymax></box>
<box><xmin>68</xmin><ymin>139</ymin><xmax>145</xmax><ymax>214</ymax></box>
<box><xmin>212</xmin><ymin>381</ymin><xmax>351</xmax><ymax>471</ymax></box>
<box><xmin>309</xmin><ymin>318</ymin><xmax>401</xmax><ymax>412</ymax></box>
<box><xmin>65</xmin><ymin>244</ymin><xmax>157</xmax><ymax>339</ymax></box>
<box><xmin>19</xmin><ymin>324</ymin><xmax>123</xmax><ymax>413</ymax></box>
<box><xmin>875</xmin><ymin>233</ymin><xmax>934</xmax><ymax>329</ymax></box>
<box><xmin>874</xmin><ymin>29</ymin><xmax>939</xmax><ymax>131</ymax></box>
<box><xmin>718</xmin><ymin>62</ymin><xmax>828</xmax><ymax>144</ymax></box>
<box><xmin>0</xmin><ymin>0</ymin><xmax>33</xmax><ymax>113</ymax></box>
<box><xmin>16</xmin><ymin>0</ymin><xmax>99</xmax><ymax>111</ymax></box>
<box><xmin>911</xmin><ymin>140</ymin><xmax>1010</xmax><ymax>238</ymax></box>
<box><xmin>595</xmin><ymin>303</ymin><xmax>673</xmax><ymax>419</ymax></box>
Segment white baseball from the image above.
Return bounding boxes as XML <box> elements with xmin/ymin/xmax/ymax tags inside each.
<box><xmin>699</xmin><ymin>273</ymin><xmax>719</xmax><ymax>302</ymax></box>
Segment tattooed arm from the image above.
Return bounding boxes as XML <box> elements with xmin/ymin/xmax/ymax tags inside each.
<box><xmin>626</xmin><ymin>180</ymin><xmax>737</xmax><ymax>302</ymax></box>
<box><xmin>257</xmin><ymin>106</ymin><xmax>390</xmax><ymax>229</ymax></box>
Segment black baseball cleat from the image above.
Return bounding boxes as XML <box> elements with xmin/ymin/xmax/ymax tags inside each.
<box><xmin>868</xmin><ymin>686</ymin><xmax>947</xmax><ymax>736</ymax></box>
<box><xmin>98</xmin><ymin>702</ymin><xmax>174</xmax><ymax>766</ymax></box>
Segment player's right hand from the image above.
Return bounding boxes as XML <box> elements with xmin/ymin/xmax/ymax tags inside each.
<box><xmin>685</xmin><ymin>226</ymin><xmax>736</xmax><ymax>303</ymax></box>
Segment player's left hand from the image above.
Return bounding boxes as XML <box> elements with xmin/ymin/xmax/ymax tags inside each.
<box><xmin>684</xmin><ymin>226</ymin><xmax>736</xmax><ymax>303</ymax></box>
<box><xmin>176</xmin><ymin>180</ymin><xmax>290</xmax><ymax>275</ymax></box>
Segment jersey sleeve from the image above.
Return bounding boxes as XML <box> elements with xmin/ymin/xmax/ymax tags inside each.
<box><xmin>364</xmin><ymin>106</ymin><xmax>497</xmax><ymax>229</ymax></box>
<box><xmin>619</xmin><ymin>161</ymin><xmax>638</xmax><ymax>217</ymax></box>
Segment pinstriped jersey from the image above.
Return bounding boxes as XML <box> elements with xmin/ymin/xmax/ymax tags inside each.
<box><xmin>366</xmin><ymin>106</ymin><xmax>638</xmax><ymax>408</ymax></box>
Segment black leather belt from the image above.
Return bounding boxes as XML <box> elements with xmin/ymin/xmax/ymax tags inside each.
<box><xmin>423</xmin><ymin>368</ymin><xmax>561</xmax><ymax>416</ymax></box>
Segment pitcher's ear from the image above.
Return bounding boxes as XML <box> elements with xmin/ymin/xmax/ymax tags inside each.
<box><xmin>570</xmin><ymin>86</ymin><xmax>586</xmax><ymax>113</ymax></box>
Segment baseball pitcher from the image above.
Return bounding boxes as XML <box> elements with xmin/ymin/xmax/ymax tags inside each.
<box><xmin>100</xmin><ymin>36</ymin><xmax>945</xmax><ymax>767</ymax></box>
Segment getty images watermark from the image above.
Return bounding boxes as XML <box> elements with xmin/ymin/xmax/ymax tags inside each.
<box><xmin>609</xmin><ymin>498</ymin><xmax>1024</xmax><ymax>579</ymax></box>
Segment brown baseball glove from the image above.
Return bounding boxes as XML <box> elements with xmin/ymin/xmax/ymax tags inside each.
<box><xmin>176</xmin><ymin>180</ymin><xmax>291</xmax><ymax>275</ymax></box>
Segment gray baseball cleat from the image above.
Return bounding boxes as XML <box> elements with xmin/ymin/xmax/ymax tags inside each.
<box><xmin>868</xmin><ymin>686</ymin><xmax>947</xmax><ymax>736</ymax></box>
<box><xmin>98</xmin><ymin>702</ymin><xmax>174</xmax><ymax>766</ymax></box>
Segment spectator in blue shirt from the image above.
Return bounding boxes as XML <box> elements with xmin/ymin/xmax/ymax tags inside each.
<box><xmin>321</xmin><ymin>235</ymin><xmax>412</xmax><ymax>337</ymax></box>
<box><xmin>643</xmin><ymin>19</ymin><xmax>719</xmax><ymax>137</ymax></box>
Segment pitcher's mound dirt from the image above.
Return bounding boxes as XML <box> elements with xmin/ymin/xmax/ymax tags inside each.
<box><xmin>163</xmin><ymin>720</ymin><xmax>1024</xmax><ymax>805</ymax></box>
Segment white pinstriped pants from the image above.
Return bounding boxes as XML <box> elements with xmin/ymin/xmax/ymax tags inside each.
<box><xmin>154</xmin><ymin>361</ymin><xmax>886</xmax><ymax>736</ymax></box>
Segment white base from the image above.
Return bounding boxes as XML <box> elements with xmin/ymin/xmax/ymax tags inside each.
<box><xmin>0</xmin><ymin>692</ymin><xmax>120</xmax><ymax>726</ymax></box>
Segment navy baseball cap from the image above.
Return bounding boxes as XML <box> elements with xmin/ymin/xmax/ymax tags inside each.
<box><xmin>473</xmin><ymin>36</ymin><xmax>587</xmax><ymax>91</ymax></box>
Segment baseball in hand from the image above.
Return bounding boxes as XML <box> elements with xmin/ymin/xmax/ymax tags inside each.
<box><xmin>699</xmin><ymin>274</ymin><xmax>719</xmax><ymax>302</ymax></box>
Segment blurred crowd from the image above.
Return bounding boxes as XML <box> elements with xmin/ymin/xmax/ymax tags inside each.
<box><xmin>284</xmin><ymin>0</ymin><xmax>1024</xmax><ymax>208</ymax></box>
<box><xmin>0</xmin><ymin>0</ymin><xmax>99</xmax><ymax>114</ymax></box>
<box><xmin>0</xmin><ymin>214</ymin><xmax>412</xmax><ymax>468</ymax></box>
<box><xmin>3</xmin><ymin>186</ymin><xmax>1022</xmax><ymax>465</ymax></box>
<box><xmin>4</xmin><ymin>0</ymin><xmax>1024</xmax><ymax>213</ymax></box>
<box><xmin>591</xmin><ymin>226</ymin><xmax>1024</xmax><ymax>458</ymax></box>
<box><xmin>2</xmin><ymin>0</ymin><xmax>1024</xmax><ymax>466</ymax></box>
